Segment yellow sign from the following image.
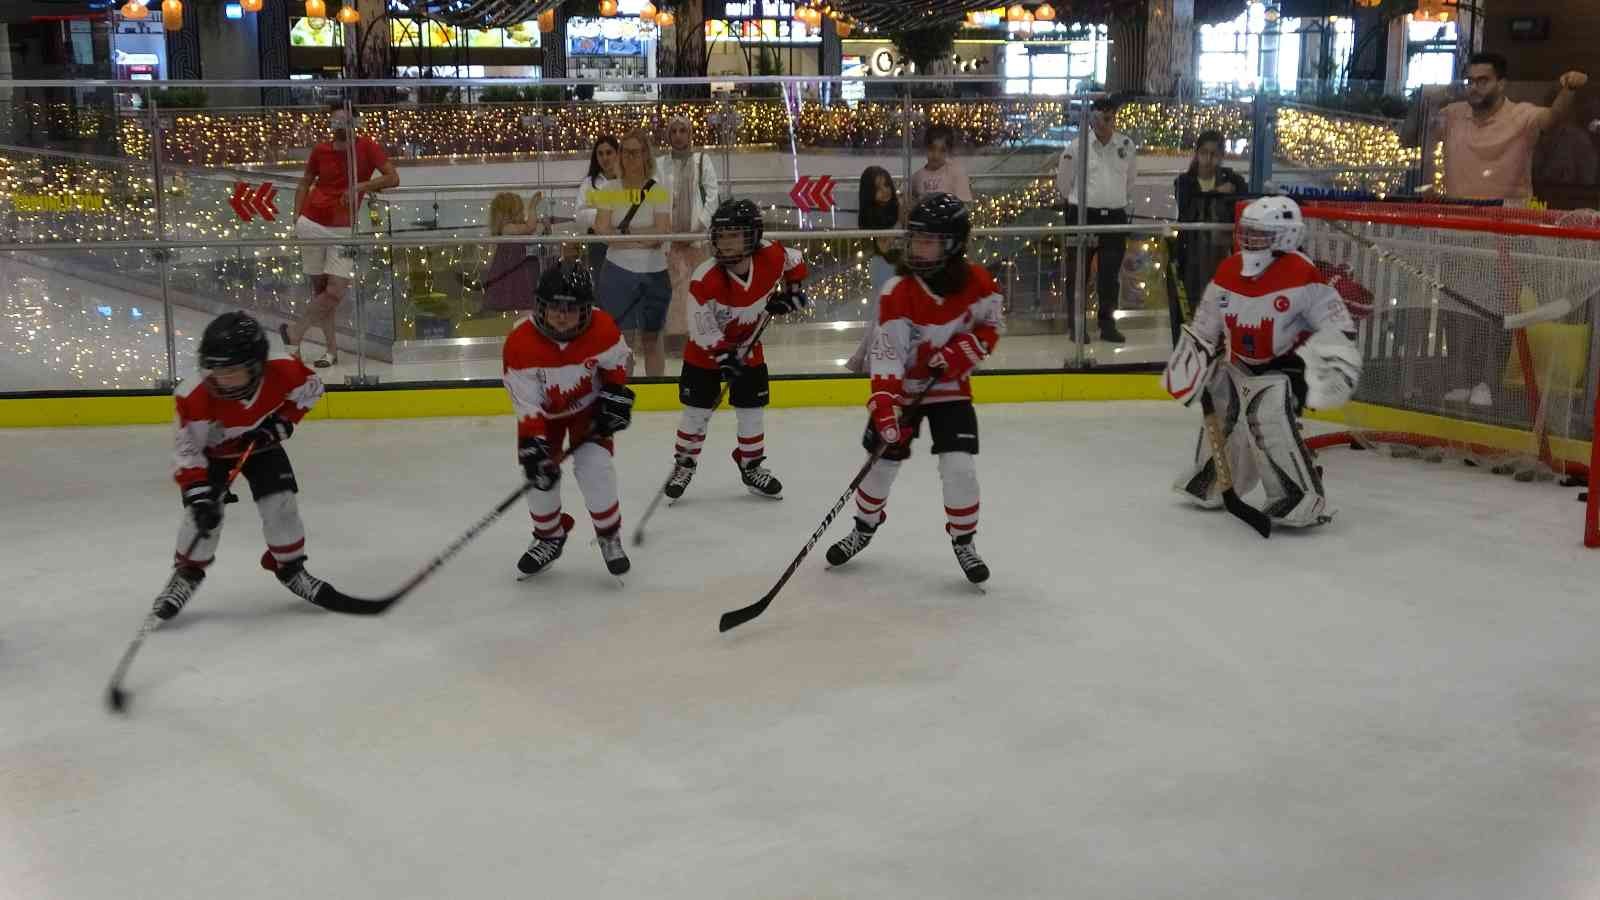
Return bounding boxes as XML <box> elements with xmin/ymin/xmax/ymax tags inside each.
<box><xmin>12</xmin><ymin>192</ymin><xmax>108</xmax><ymax>213</ymax></box>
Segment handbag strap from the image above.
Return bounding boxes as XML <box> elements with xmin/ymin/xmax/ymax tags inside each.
<box><xmin>617</xmin><ymin>178</ymin><xmax>656</xmax><ymax>233</ymax></box>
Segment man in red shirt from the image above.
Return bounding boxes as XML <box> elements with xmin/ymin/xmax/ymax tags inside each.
<box><xmin>281</xmin><ymin>105</ymin><xmax>399</xmax><ymax>369</ymax></box>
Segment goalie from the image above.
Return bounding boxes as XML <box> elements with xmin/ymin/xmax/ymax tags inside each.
<box><xmin>1163</xmin><ymin>195</ymin><xmax>1363</xmax><ymax>528</ymax></box>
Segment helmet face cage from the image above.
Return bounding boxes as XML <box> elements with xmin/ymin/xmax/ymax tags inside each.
<box><xmin>199</xmin><ymin>313</ymin><xmax>268</xmax><ymax>400</ymax></box>
<box><xmin>711</xmin><ymin>224</ymin><xmax>758</xmax><ymax>266</ymax></box>
<box><xmin>904</xmin><ymin>230</ymin><xmax>959</xmax><ymax>274</ymax></box>
<box><xmin>535</xmin><ymin>292</ymin><xmax>592</xmax><ymax>342</ymax></box>
<box><xmin>204</xmin><ymin>360</ymin><xmax>263</xmax><ymax>400</ymax></box>
<box><xmin>1238</xmin><ymin>223</ymin><xmax>1277</xmax><ymax>252</ymax></box>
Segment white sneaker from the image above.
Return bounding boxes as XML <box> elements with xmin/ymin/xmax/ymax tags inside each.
<box><xmin>1468</xmin><ymin>382</ymin><xmax>1493</xmax><ymax>407</ymax></box>
<box><xmin>1443</xmin><ymin>387</ymin><xmax>1471</xmax><ymax>403</ymax></box>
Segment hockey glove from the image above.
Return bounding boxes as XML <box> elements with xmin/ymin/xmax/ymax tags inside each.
<box><xmin>1295</xmin><ymin>330</ymin><xmax>1363</xmax><ymax>410</ymax></box>
<box><xmin>1163</xmin><ymin>324</ymin><xmax>1220</xmax><ymax>407</ymax></box>
<box><xmin>715</xmin><ymin>347</ymin><xmax>745</xmax><ymax>383</ymax></box>
<box><xmin>1322</xmin><ymin>262</ymin><xmax>1374</xmax><ymax>321</ymax></box>
<box><xmin>242</xmin><ymin>414</ymin><xmax>294</xmax><ymax>447</ymax></box>
<box><xmin>766</xmin><ymin>283</ymin><xmax>809</xmax><ymax>316</ymax></box>
<box><xmin>182</xmin><ymin>482</ymin><xmax>223</xmax><ymax>534</ymax></box>
<box><xmin>593</xmin><ymin>383</ymin><xmax>636</xmax><ymax>436</ymax></box>
<box><xmin>518</xmin><ymin>437</ymin><xmax>562</xmax><ymax>491</ymax></box>
<box><xmin>867</xmin><ymin>390</ymin><xmax>902</xmax><ymax>445</ymax></box>
<box><xmin>928</xmin><ymin>333</ymin><xmax>988</xmax><ymax>380</ymax></box>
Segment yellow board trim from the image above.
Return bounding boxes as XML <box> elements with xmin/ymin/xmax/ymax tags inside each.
<box><xmin>1308</xmin><ymin>400</ymin><xmax>1592</xmax><ymax>467</ymax></box>
<box><xmin>0</xmin><ymin>374</ymin><xmax>1169</xmax><ymax>428</ymax></box>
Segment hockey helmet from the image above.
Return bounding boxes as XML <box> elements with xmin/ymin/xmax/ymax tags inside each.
<box><xmin>198</xmin><ymin>311</ymin><xmax>269</xmax><ymax>400</ymax></box>
<box><xmin>710</xmin><ymin>198</ymin><xmax>764</xmax><ymax>267</ymax></box>
<box><xmin>534</xmin><ymin>261</ymin><xmax>595</xmax><ymax>342</ymax></box>
<box><xmin>904</xmin><ymin>192</ymin><xmax>971</xmax><ymax>275</ymax></box>
<box><xmin>1237</xmin><ymin>195</ymin><xmax>1304</xmax><ymax>277</ymax></box>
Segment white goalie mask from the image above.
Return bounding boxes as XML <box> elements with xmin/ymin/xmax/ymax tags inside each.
<box><xmin>1237</xmin><ymin>196</ymin><xmax>1304</xmax><ymax>277</ymax></box>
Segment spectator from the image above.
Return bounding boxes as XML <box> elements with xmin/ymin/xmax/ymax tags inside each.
<box><xmin>575</xmin><ymin>135</ymin><xmax>621</xmax><ymax>273</ymax></box>
<box><xmin>910</xmin><ymin>124</ymin><xmax>973</xmax><ymax>205</ymax></box>
<box><xmin>1431</xmin><ymin>54</ymin><xmax>1586</xmax><ymax>405</ymax></box>
<box><xmin>593</xmin><ymin>128</ymin><xmax>673</xmax><ymax>377</ymax></box>
<box><xmin>282</xmin><ymin>104</ymin><xmax>399</xmax><ymax>368</ymax></box>
<box><xmin>846</xmin><ymin>165</ymin><xmax>903</xmax><ymax>373</ymax></box>
<box><xmin>1172</xmin><ymin>130</ymin><xmax>1247</xmax><ymax>344</ymax></box>
<box><xmin>656</xmin><ymin>115</ymin><xmax>721</xmax><ymax>353</ymax></box>
<box><xmin>482</xmin><ymin>191</ymin><xmax>547</xmax><ymax>313</ymax></box>
<box><xmin>1055</xmin><ymin>97</ymin><xmax>1138</xmax><ymax>343</ymax></box>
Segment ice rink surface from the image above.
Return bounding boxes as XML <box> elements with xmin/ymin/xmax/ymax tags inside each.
<box><xmin>4</xmin><ymin>401</ymin><xmax>1600</xmax><ymax>899</ymax></box>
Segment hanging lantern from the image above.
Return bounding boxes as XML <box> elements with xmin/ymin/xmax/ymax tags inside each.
<box><xmin>304</xmin><ymin>0</ymin><xmax>326</xmax><ymax>18</ymax></box>
<box><xmin>655</xmin><ymin>9</ymin><xmax>674</xmax><ymax>26</ymax></box>
<box><xmin>598</xmin><ymin>0</ymin><xmax>618</xmax><ymax>16</ymax></box>
<box><xmin>336</xmin><ymin>2</ymin><xmax>360</xmax><ymax>23</ymax></box>
<box><xmin>537</xmin><ymin>8</ymin><xmax>556</xmax><ymax>31</ymax></box>
<box><xmin>121</xmin><ymin>0</ymin><xmax>149</xmax><ymax>19</ymax></box>
<box><xmin>1006</xmin><ymin>3</ymin><xmax>1025</xmax><ymax>21</ymax></box>
<box><xmin>833</xmin><ymin>17</ymin><xmax>852</xmax><ymax>37</ymax></box>
<box><xmin>1035</xmin><ymin>3</ymin><xmax>1055</xmax><ymax>21</ymax></box>
<box><xmin>803</xmin><ymin>6</ymin><xmax>823</xmax><ymax>27</ymax></box>
<box><xmin>160</xmin><ymin>0</ymin><xmax>183</xmax><ymax>30</ymax></box>
<box><xmin>241</xmin><ymin>0</ymin><xmax>263</xmax><ymax>11</ymax></box>
<box><xmin>638</xmin><ymin>1</ymin><xmax>656</xmax><ymax>22</ymax></box>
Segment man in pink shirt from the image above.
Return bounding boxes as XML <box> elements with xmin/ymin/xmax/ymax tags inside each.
<box><xmin>1431</xmin><ymin>54</ymin><xmax>1586</xmax><ymax>407</ymax></box>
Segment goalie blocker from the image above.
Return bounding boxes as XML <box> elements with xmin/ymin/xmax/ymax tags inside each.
<box><xmin>1165</xmin><ymin>196</ymin><xmax>1364</xmax><ymax>528</ymax></box>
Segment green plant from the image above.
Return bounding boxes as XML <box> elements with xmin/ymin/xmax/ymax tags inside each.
<box><xmin>151</xmin><ymin>87</ymin><xmax>209</xmax><ymax>109</ymax></box>
<box><xmin>748</xmin><ymin>47</ymin><xmax>783</xmax><ymax>98</ymax></box>
<box><xmin>889</xmin><ymin>23</ymin><xmax>959</xmax><ymax>76</ymax></box>
<box><xmin>479</xmin><ymin>85</ymin><xmax>524</xmax><ymax>102</ymax></box>
<box><xmin>523</xmin><ymin>85</ymin><xmax>565</xmax><ymax>102</ymax></box>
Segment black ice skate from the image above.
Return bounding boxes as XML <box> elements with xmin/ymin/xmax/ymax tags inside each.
<box><xmin>153</xmin><ymin>566</ymin><xmax>205</xmax><ymax>621</ymax></box>
<box><xmin>825</xmin><ymin>518</ymin><xmax>877</xmax><ymax>567</ymax></box>
<box><xmin>276</xmin><ymin>557</ymin><xmax>335</xmax><ymax>607</ymax></box>
<box><xmin>664</xmin><ymin>455</ymin><xmax>696</xmax><ymax>500</ymax></box>
<box><xmin>597</xmin><ymin>530</ymin><xmax>630</xmax><ymax>576</ymax></box>
<box><xmin>736</xmin><ymin>453</ymin><xmax>783</xmax><ymax>499</ymax></box>
<box><xmin>518</xmin><ymin>513</ymin><xmax>574</xmax><ymax>578</ymax></box>
<box><xmin>951</xmin><ymin>533</ymin><xmax>990</xmax><ymax>584</ymax></box>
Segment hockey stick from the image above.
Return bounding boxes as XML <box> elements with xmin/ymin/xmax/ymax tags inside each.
<box><xmin>327</xmin><ymin>433</ymin><xmax>607</xmax><ymax>615</ymax></box>
<box><xmin>1324</xmin><ymin>219</ymin><xmax>1577</xmax><ymax>328</ymax></box>
<box><xmin>633</xmin><ymin>313</ymin><xmax>775</xmax><ymax>546</ymax></box>
<box><xmin>1198</xmin><ymin>389</ymin><xmax>1272</xmax><ymax>539</ymax></box>
<box><xmin>106</xmin><ymin>441</ymin><xmax>258</xmax><ymax>714</ymax></box>
<box><xmin>719</xmin><ymin>380</ymin><xmax>937</xmax><ymax>633</ymax></box>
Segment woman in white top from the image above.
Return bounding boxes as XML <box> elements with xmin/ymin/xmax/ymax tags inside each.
<box><xmin>592</xmin><ymin>128</ymin><xmax>673</xmax><ymax>377</ymax></box>
<box><xmin>575</xmin><ymin>135</ymin><xmax>621</xmax><ymax>274</ymax></box>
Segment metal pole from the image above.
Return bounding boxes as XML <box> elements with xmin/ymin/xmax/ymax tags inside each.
<box><xmin>344</xmin><ymin>97</ymin><xmax>377</xmax><ymax>386</ymax></box>
<box><xmin>150</xmin><ymin>95</ymin><xmax>177</xmax><ymax>391</ymax></box>
<box><xmin>1248</xmin><ymin>93</ymin><xmax>1274</xmax><ymax>193</ymax></box>
<box><xmin>1072</xmin><ymin>95</ymin><xmax>1090</xmax><ymax>367</ymax></box>
<box><xmin>901</xmin><ymin>82</ymin><xmax>913</xmax><ymax>200</ymax></box>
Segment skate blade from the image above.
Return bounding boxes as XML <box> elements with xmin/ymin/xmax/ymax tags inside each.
<box><xmin>746</xmin><ymin>489</ymin><xmax>783</xmax><ymax>500</ymax></box>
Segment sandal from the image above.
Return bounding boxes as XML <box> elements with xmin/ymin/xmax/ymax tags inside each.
<box><xmin>312</xmin><ymin>354</ymin><xmax>339</xmax><ymax>369</ymax></box>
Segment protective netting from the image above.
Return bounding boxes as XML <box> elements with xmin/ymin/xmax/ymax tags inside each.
<box><xmin>1294</xmin><ymin>201</ymin><xmax>1600</xmax><ymax>545</ymax></box>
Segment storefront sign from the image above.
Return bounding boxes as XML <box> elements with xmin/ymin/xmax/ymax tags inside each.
<box><xmin>11</xmin><ymin>193</ymin><xmax>107</xmax><ymax>214</ymax></box>
<box><xmin>567</xmin><ymin>17</ymin><xmax>658</xmax><ymax>55</ymax></box>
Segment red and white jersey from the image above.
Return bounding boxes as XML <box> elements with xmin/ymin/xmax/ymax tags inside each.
<box><xmin>868</xmin><ymin>264</ymin><xmax>1004</xmax><ymax>406</ymax></box>
<box><xmin>686</xmin><ymin>240</ymin><xmax>808</xmax><ymax>369</ymax></box>
<box><xmin>1192</xmin><ymin>250</ymin><xmax>1356</xmax><ymax>368</ymax></box>
<box><xmin>503</xmin><ymin>309</ymin><xmax>631</xmax><ymax>442</ymax></box>
<box><xmin>173</xmin><ymin>357</ymin><xmax>323</xmax><ymax>488</ymax></box>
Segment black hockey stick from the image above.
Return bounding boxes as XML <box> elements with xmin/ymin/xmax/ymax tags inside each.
<box><xmin>633</xmin><ymin>314</ymin><xmax>774</xmax><ymax>546</ymax></box>
<box><xmin>1198</xmin><ymin>389</ymin><xmax>1271</xmax><ymax>539</ymax></box>
<box><xmin>106</xmin><ymin>441</ymin><xmax>259</xmax><ymax>714</ymax></box>
<box><xmin>328</xmin><ymin>434</ymin><xmax>606</xmax><ymax>615</ymax></box>
<box><xmin>719</xmin><ymin>380</ymin><xmax>937</xmax><ymax>633</ymax></box>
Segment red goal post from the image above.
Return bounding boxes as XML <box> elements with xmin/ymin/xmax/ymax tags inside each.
<box><xmin>1290</xmin><ymin>201</ymin><xmax>1600</xmax><ymax>546</ymax></box>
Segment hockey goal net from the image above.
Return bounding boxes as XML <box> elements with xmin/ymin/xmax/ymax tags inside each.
<box><xmin>1294</xmin><ymin>201</ymin><xmax>1600</xmax><ymax>546</ymax></box>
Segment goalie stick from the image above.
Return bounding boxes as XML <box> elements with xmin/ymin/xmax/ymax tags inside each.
<box><xmin>633</xmin><ymin>313</ymin><xmax>774</xmax><ymax>546</ymax></box>
<box><xmin>1198</xmin><ymin>389</ymin><xmax>1272</xmax><ymax>539</ymax></box>
<box><xmin>719</xmin><ymin>380</ymin><xmax>937</xmax><ymax>633</ymax></box>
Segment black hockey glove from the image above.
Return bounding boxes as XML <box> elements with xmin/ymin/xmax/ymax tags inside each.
<box><xmin>766</xmin><ymin>283</ymin><xmax>808</xmax><ymax>316</ymax></box>
<box><xmin>593</xmin><ymin>383</ymin><xmax>635</xmax><ymax>436</ymax></box>
<box><xmin>182</xmin><ymin>482</ymin><xmax>223</xmax><ymax>534</ymax></box>
<box><xmin>715</xmin><ymin>348</ymin><xmax>745</xmax><ymax>382</ymax></box>
<box><xmin>242</xmin><ymin>414</ymin><xmax>294</xmax><ymax>447</ymax></box>
<box><xmin>518</xmin><ymin>437</ymin><xmax>561</xmax><ymax>491</ymax></box>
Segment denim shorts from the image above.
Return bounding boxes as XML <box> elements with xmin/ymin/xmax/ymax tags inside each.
<box><xmin>597</xmin><ymin>262</ymin><xmax>671</xmax><ymax>333</ymax></box>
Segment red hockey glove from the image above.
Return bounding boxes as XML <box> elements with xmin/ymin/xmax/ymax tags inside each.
<box><xmin>1323</xmin><ymin>262</ymin><xmax>1374</xmax><ymax>321</ymax></box>
<box><xmin>928</xmin><ymin>332</ymin><xmax>987</xmax><ymax>379</ymax></box>
<box><xmin>867</xmin><ymin>391</ymin><xmax>902</xmax><ymax>445</ymax></box>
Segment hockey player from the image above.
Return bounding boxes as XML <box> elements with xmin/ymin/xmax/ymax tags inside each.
<box><xmin>504</xmin><ymin>262</ymin><xmax>637</xmax><ymax>578</ymax></box>
<box><xmin>824</xmin><ymin>193</ymin><xmax>1003</xmax><ymax>584</ymax></box>
<box><xmin>662</xmin><ymin>198</ymin><xmax>810</xmax><ymax>501</ymax></box>
<box><xmin>155</xmin><ymin>312</ymin><xmax>336</xmax><ymax>621</ymax></box>
<box><xmin>1164</xmin><ymin>194</ymin><xmax>1364</xmax><ymax>527</ymax></box>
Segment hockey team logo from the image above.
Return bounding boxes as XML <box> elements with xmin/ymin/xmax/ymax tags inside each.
<box><xmin>585</xmin><ymin>359</ymin><xmax>598</xmax><ymax>371</ymax></box>
<box><xmin>1273</xmin><ymin>295</ymin><xmax>1291</xmax><ymax>313</ymax></box>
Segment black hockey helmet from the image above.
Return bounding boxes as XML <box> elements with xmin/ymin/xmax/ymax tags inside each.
<box><xmin>198</xmin><ymin>311</ymin><xmax>269</xmax><ymax>400</ymax></box>
<box><xmin>709</xmin><ymin>198</ymin><xmax>763</xmax><ymax>267</ymax></box>
<box><xmin>534</xmin><ymin>260</ymin><xmax>595</xmax><ymax>342</ymax></box>
<box><xmin>904</xmin><ymin>192</ymin><xmax>971</xmax><ymax>275</ymax></box>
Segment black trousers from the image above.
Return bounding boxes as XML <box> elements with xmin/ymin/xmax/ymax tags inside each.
<box><xmin>1061</xmin><ymin>206</ymin><xmax>1128</xmax><ymax>332</ymax></box>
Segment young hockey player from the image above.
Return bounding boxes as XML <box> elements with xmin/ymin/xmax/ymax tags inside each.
<box><xmin>824</xmin><ymin>193</ymin><xmax>1003</xmax><ymax>585</ymax></box>
<box><xmin>663</xmin><ymin>198</ymin><xmax>810</xmax><ymax>501</ymax></box>
<box><xmin>1164</xmin><ymin>194</ymin><xmax>1364</xmax><ymax>527</ymax></box>
<box><xmin>155</xmin><ymin>312</ymin><xmax>337</xmax><ymax>621</ymax></box>
<box><xmin>504</xmin><ymin>262</ymin><xmax>637</xmax><ymax>578</ymax></box>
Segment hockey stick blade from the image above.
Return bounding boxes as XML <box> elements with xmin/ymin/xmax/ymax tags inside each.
<box><xmin>1223</xmin><ymin>488</ymin><xmax>1272</xmax><ymax>538</ymax></box>
<box><xmin>1501</xmin><ymin>297</ymin><xmax>1575</xmax><ymax>330</ymax></box>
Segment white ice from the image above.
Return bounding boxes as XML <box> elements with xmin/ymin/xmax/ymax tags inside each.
<box><xmin>4</xmin><ymin>401</ymin><xmax>1599</xmax><ymax>899</ymax></box>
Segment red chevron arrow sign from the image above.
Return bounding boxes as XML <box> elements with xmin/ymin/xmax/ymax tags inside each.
<box><xmin>229</xmin><ymin>181</ymin><xmax>279</xmax><ymax>223</ymax></box>
<box><xmin>789</xmin><ymin>174</ymin><xmax>836</xmax><ymax>213</ymax></box>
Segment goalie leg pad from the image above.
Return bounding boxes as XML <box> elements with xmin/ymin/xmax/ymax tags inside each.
<box><xmin>1173</xmin><ymin>366</ymin><xmax>1258</xmax><ymax>507</ymax></box>
<box><xmin>1241</xmin><ymin>371</ymin><xmax>1333</xmax><ymax>528</ymax></box>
